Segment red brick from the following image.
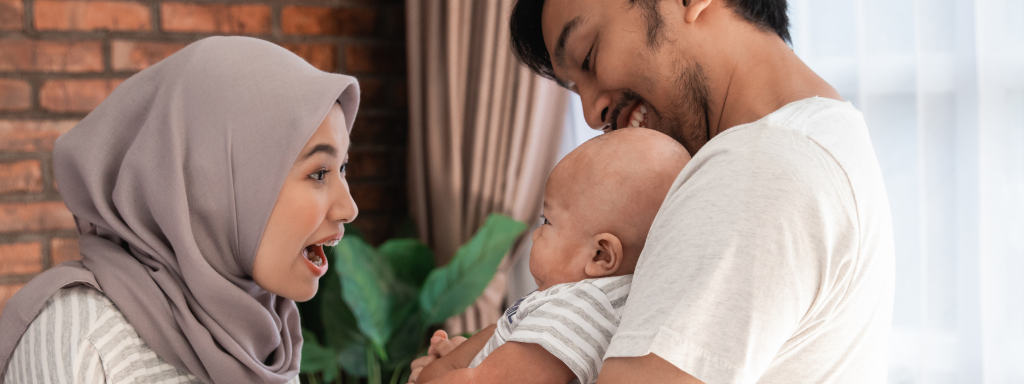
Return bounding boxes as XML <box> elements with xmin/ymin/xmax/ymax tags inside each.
<box><xmin>160</xmin><ymin>2</ymin><xmax>271</xmax><ymax>34</ymax></box>
<box><xmin>357</xmin><ymin>78</ymin><xmax>384</xmax><ymax>108</ymax></box>
<box><xmin>282</xmin><ymin>43</ymin><xmax>336</xmax><ymax>72</ymax></box>
<box><xmin>40</xmin><ymin>79</ymin><xmax>124</xmax><ymax>113</ymax></box>
<box><xmin>0</xmin><ymin>201</ymin><xmax>77</xmax><ymax>233</ymax></box>
<box><xmin>51</xmin><ymin>237</ymin><xmax>81</xmax><ymax>266</ymax></box>
<box><xmin>349</xmin><ymin>183</ymin><xmax>401</xmax><ymax>211</ymax></box>
<box><xmin>0</xmin><ymin>120</ymin><xmax>78</xmax><ymax>152</ymax></box>
<box><xmin>0</xmin><ymin>0</ymin><xmax>23</xmax><ymax>30</ymax></box>
<box><xmin>384</xmin><ymin>6</ymin><xmax>404</xmax><ymax>39</ymax></box>
<box><xmin>393</xmin><ymin>80</ymin><xmax>407</xmax><ymax>107</ymax></box>
<box><xmin>348</xmin><ymin>215</ymin><xmax>394</xmax><ymax>246</ymax></box>
<box><xmin>34</xmin><ymin>0</ymin><xmax>150</xmax><ymax>31</ymax></box>
<box><xmin>347</xmin><ymin>149</ymin><xmax>390</xmax><ymax>179</ymax></box>
<box><xmin>350</xmin><ymin>114</ymin><xmax>406</xmax><ymax>145</ymax></box>
<box><xmin>282</xmin><ymin>6</ymin><xmax>375</xmax><ymax>36</ymax></box>
<box><xmin>0</xmin><ymin>242</ymin><xmax>42</xmax><ymax>275</ymax></box>
<box><xmin>0</xmin><ymin>39</ymin><xmax>103</xmax><ymax>73</ymax></box>
<box><xmin>0</xmin><ymin>160</ymin><xmax>43</xmax><ymax>193</ymax></box>
<box><xmin>0</xmin><ymin>78</ymin><xmax>30</xmax><ymax>111</ymax></box>
<box><xmin>345</xmin><ymin>44</ymin><xmax>405</xmax><ymax>74</ymax></box>
<box><xmin>111</xmin><ymin>40</ymin><xmax>186</xmax><ymax>71</ymax></box>
<box><xmin>0</xmin><ymin>283</ymin><xmax>26</xmax><ymax>314</ymax></box>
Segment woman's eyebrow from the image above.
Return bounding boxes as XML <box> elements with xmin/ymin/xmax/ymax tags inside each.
<box><xmin>298</xmin><ymin>144</ymin><xmax>337</xmax><ymax>162</ymax></box>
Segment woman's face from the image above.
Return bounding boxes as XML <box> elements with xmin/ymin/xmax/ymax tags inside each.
<box><xmin>252</xmin><ymin>103</ymin><xmax>358</xmax><ymax>302</ymax></box>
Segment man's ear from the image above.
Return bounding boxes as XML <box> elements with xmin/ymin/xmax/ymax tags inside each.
<box><xmin>585</xmin><ymin>233</ymin><xmax>623</xmax><ymax>278</ymax></box>
<box><xmin>684</xmin><ymin>0</ymin><xmax>712</xmax><ymax>23</ymax></box>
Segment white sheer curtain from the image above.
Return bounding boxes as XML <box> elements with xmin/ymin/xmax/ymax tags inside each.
<box><xmin>789</xmin><ymin>0</ymin><xmax>1024</xmax><ymax>382</ymax></box>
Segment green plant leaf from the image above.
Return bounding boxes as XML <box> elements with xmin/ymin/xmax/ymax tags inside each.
<box><xmin>320</xmin><ymin>271</ymin><xmax>369</xmax><ymax>377</ymax></box>
<box><xmin>300</xmin><ymin>328</ymin><xmax>339</xmax><ymax>383</ymax></box>
<box><xmin>382</xmin><ymin>310</ymin><xmax>425</xmax><ymax>372</ymax></box>
<box><xmin>418</xmin><ymin>213</ymin><xmax>527</xmax><ymax>326</ymax></box>
<box><xmin>378</xmin><ymin>239</ymin><xmax>435</xmax><ymax>289</ymax></box>
<box><xmin>332</xmin><ymin>236</ymin><xmax>416</xmax><ymax>362</ymax></box>
<box><xmin>367</xmin><ymin>346</ymin><xmax>383</xmax><ymax>384</ymax></box>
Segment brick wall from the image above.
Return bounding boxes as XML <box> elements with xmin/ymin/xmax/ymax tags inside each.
<box><xmin>0</xmin><ymin>0</ymin><xmax>409</xmax><ymax>312</ymax></box>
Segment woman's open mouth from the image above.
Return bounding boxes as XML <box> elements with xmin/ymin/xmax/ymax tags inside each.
<box><xmin>302</xmin><ymin>238</ymin><xmax>339</xmax><ymax>277</ymax></box>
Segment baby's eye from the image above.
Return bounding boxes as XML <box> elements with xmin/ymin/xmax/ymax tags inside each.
<box><xmin>309</xmin><ymin>169</ymin><xmax>328</xmax><ymax>182</ymax></box>
<box><xmin>540</xmin><ymin>214</ymin><xmax>550</xmax><ymax>225</ymax></box>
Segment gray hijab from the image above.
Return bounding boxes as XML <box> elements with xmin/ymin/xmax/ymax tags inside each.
<box><xmin>0</xmin><ymin>36</ymin><xmax>359</xmax><ymax>383</ymax></box>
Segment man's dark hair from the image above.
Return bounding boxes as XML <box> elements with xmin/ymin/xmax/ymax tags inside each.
<box><xmin>510</xmin><ymin>0</ymin><xmax>791</xmax><ymax>81</ymax></box>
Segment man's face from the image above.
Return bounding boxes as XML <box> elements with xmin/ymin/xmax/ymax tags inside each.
<box><xmin>541</xmin><ymin>0</ymin><xmax>713</xmax><ymax>154</ymax></box>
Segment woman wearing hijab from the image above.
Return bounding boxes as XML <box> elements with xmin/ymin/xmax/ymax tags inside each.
<box><xmin>0</xmin><ymin>36</ymin><xmax>360</xmax><ymax>383</ymax></box>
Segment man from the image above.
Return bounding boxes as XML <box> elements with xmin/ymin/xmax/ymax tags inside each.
<box><xmin>508</xmin><ymin>0</ymin><xmax>896</xmax><ymax>383</ymax></box>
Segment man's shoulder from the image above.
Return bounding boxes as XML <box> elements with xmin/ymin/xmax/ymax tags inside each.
<box><xmin>674</xmin><ymin>97</ymin><xmax>881</xmax><ymax>202</ymax></box>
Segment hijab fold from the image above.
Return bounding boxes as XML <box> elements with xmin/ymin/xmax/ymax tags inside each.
<box><xmin>0</xmin><ymin>36</ymin><xmax>360</xmax><ymax>384</ymax></box>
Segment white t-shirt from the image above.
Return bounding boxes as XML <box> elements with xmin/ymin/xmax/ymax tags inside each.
<box><xmin>604</xmin><ymin>97</ymin><xmax>895</xmax><ymax>384</ymax></box>
<box><xmin>469</xmin><ymin>275</ymin><xmax>632</xmax><ymax>384</ymax></box>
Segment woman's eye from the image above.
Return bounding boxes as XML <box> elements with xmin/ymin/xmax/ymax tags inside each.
<box><xmin>309</xmin><ymin>169</ymin><xmax>327</xmax><ymax>181</ymax></box>
<box><xmin>340</xmin><ymin>163</ymin><xmax>348</xmax><ymax>174</ymax></box>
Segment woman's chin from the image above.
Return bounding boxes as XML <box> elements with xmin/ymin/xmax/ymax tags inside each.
<box><xmin>259</xmin><ymin>273</ymin><xmax>319</xmax><ymax>302</ymax></box>
<box><xmin>277</xmin><ymin>283</ymin><xmax>317</xmax><ymax>302</ymax></box>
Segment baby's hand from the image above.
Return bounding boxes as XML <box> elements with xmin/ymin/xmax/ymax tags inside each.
<box><xmin>408</xmin><ymin>330</ymin><xmax>467</xmax><ymax>384</ymax></box>
<box><xmin>428</xmin><ymin>330</ymin><xmax>467</xmax><ymax>357</ymax></box>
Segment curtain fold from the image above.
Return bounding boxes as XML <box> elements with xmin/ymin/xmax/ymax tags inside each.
<box><xmin>405</xmin><ymin>0</ymin><xmax>569</xmax><ymax>334</ymax></box>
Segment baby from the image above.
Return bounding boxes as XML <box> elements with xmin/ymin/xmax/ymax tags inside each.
<box><xmin>411</xmin><ymin>128</ymin><xmax>691</xmax><ymax>384</ymax></box>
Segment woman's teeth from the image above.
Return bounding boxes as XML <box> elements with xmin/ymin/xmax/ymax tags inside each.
<box><xmin>316</xmin><ymin>239</ymin><xmax>340</xmax><ymax>247</ymax></box>
<box><xmin>628</xmin><ymin>104</ymin><xmax>648</xmax><ymax>128</ymax></box>
<box><xmin>303</xmin><ymin>246</ymin><xmax>324</xmax><ymax>267</ymax></box>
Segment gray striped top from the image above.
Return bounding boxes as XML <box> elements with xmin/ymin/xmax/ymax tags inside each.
<box><xmin>2</xmin><ymin>286</ymin><xmax>299</xmax><ymax>384</ymax></box>
<box><xmin>468</xmin><ymin>275</ymin><xmax>632</xmax><ymax>384</ymax></box>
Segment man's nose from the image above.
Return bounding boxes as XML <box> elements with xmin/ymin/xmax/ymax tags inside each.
<box><xmin>579</xmin><ymin>84</ymin><xmax>612</xmax><ymax>129</ymax></box>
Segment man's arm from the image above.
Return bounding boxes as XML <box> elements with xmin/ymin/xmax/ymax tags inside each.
<box><xmin>416</xmin><ymin>325</ymin><xmax>495</xmax><ymax>383</ymax></box>
<box><xmin>423</xmin><ymin>341</ymin><xmax>575</xmax><ymax>384</ymax></box>
<box><xmin>597</xmin><ymin>355</ymin><xmax>705</xmax><ymax>384</ymax></box>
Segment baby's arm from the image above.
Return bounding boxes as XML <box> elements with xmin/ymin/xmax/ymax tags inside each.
<box><xmin>422</xmin><ymin>341</ymin><xmax>575</xmax><ymax>384</ymax></box>
<box><xmin>416</xmin><ymin>324</ymin><xmax>496</xmax><ymax>383</ymax></box>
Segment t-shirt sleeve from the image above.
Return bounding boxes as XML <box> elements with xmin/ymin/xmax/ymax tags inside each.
<box><xmin>506</xmin><ymin>283</ymin><xmax>621</xmax><ymax>384</ymax></box>
<box><xmin>605</xmin><ymin>126</ymin><xmax>858</xmax><ymax>384</ymax></box>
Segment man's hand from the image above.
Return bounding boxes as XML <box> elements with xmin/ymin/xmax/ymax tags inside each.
<box><xmin>408</xmin><ymin>330</ymin><xmax>468</xmax><ymax>384</ymax></box>
<box><xmin>597</xmin><ymin>355</ymin><xmax>705</xmax><ymax>384</ymax></box>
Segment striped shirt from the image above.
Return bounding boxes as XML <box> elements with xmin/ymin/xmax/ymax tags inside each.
<box><xmin>468</xmin><ymin>275</ymin><xmax>632</xmax><ymax>384</ymax></box>
<box><xmin>2</xmin><ymin>286</ymin><xmax>299</xmax><ymax>384</ymax></box>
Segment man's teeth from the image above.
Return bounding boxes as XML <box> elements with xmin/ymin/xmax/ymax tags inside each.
<box><xmin>628</xmin><ymin>104</ymin><xmax>648</xmax><ymax>128</ymax></box>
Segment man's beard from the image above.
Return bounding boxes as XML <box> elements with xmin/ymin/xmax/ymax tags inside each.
<box><xmin>607</xmin><ymin>59</ymin><xmax>712</xmax><ymax>156</ymax></box>
<box><xmin>660</xmin><ymin>58</ymin><xmax>712</xmax><ymax>156</ymax></box>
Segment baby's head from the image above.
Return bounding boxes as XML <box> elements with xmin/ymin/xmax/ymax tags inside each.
<box><xmin>529</xmin><ymin>128</ymin><xmax>691</xmax><ymax>290</ymax></box>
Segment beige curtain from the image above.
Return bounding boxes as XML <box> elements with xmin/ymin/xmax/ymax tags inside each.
<box><xmin>405</xmin><ymin>0</ymin><xmax>569</xmax><ymax>334</ymax></box>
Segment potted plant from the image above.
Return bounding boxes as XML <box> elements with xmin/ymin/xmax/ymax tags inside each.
<box><xmin>299</xmin><ymin>213</ymin><xmax>527</xmax><ymax>384</ymax></box>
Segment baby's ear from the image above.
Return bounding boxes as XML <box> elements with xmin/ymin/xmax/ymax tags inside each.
<box><xmin>585</xmin><ymin>233</ymin><xmax>623</xmax><ymax>278</ymax></box>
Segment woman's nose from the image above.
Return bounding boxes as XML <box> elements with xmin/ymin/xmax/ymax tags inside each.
<box><xmin>329</xmin><ymin>182</ymin><xmax>358</xmax><ymax>224</ymax></box>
